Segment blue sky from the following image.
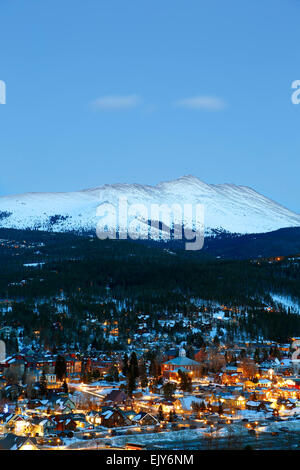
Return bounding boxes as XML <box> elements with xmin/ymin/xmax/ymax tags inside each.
<box><xmin>0</xmin><ymin>0</ymin><xmax>300</xmax><ymax>211</ymax></box>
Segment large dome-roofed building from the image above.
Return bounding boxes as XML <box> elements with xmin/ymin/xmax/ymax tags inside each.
<box><xmin>162</xmin><ymin>348</ymin><xmax>202</xmax><ymax>379</ymax></box>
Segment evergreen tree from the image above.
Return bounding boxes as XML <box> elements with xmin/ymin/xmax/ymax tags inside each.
<box><xmin>62</xmin><ymin>380</ymin><xmax>68</xmax><ymax>394</ymax></box>
<box><xmin>122</xmin><ymin>353</ymin><xmax>129</xmax><ymax>376</ymax></box>
<box><xmin>254</xmin><ymin>348</ymin><xmax>260</xmax><ymax>364</ymax></box>
<box><xmin>126</xmin><ymin>369</ymin><xmax>136</xmax><ymax>396</ymax></box>
<box><xmin>178</xmin><ymin>370</ymin><xmax>192</xmax><ymax>392</ymax></box>
<box><xmin>149</xmin><ymin>358</ymin><xmax>161</xmax><ymax>378</ymax></box>
<box><xmin>139</xmin><ymin>360</ymin><xmax>148</xmax><ymax>389</ymax></box>
<box><xmin>158</xmin><ymin>404</ymin><xmax>164</xmax><ymax>422</ymax></box>
<box><xmin>168</xmin><ymin>409</ymin><xmax>176</xmax><ymax>422</ymax></box>
<box><xmin>163</xmin><ymin>382</ymin><xmax>176</xmax><ymax>400</ymax></box>
<box><xmin>129</xmin><ymin>352</ymin><xmax>139</xmax><ymax>379</ymax></box>
<box><xmin>80</xmin><ymin>360</ymin><xmax>87</xmax><ymax>383</ymax></box>
<box><xmin>55</xmin><ymin>355</ymin><xmax>67</xmax><ymax>381</ymax></box>
<box><xmin>106</xmin><ymin>364</ymin><xmax>119</xmax><ymax>382</ymax></box>
<box><xmin>39</xmin><ymin>369</ymin><xmax>48</xmax><ymax>397</ymax></box>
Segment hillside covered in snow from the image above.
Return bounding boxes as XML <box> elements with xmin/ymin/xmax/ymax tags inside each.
<box><xmin>0</xmin><ymin>176</ymin><xmax>299</xmax><ymax>236</ymax></box>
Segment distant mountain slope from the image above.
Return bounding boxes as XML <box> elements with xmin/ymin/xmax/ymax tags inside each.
<box><xmin>202</xmin><ymin>226</ymin><xmax>300</xmax><ymax>259</ymax></box>
<box><xmin>0</xmin><ymin>175</ymin><xmax>299</xmax><ymax>235</ymax></box>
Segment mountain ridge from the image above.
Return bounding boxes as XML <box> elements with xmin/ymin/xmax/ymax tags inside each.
<box><xmin>0</xmin><ymin>176</ymin><xmax>299</xmax><ymax>236</ymax></box>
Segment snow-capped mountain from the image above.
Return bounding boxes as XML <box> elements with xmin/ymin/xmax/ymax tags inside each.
<box><xmin>0</xmin><ymin>175</ymin><xmax>299</xmax><ymax>236</ymax></box>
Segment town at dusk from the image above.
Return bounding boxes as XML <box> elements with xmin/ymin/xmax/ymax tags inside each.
<box><xmin>1</xmin><ymin>0</ymin><xmax>300</xmax><ymax>462</ymax></box>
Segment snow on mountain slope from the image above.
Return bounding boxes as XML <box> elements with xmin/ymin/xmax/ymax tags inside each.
<box><xmin>0</xmin><ymin>175</ymin><xmax>299</xmax><ymax>235</ymax></box>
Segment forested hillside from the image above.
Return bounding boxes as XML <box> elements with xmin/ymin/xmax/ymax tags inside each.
<box><xmin>0</xmin><ymin>228</ymin><xmax>300</xmax><ymax>351</ymax></box>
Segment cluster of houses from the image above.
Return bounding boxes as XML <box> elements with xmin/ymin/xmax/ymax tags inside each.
<box><xmin>0</xmin><ymin>336</ymin><xmax>299</xmax><ymax>449</ymax></box>
<box><xmin>0</xmin><ymin>388</ymin><xmax>161</xmax><ymax>450</ymax></box>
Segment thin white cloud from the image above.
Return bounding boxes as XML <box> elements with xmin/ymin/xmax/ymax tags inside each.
<box><xmin>91</xmin><ymin>94</ymin><xmax>142</xmax><ymax>110</ymax></box>
<box><xmin>175</xmin><ymin>95</ymin><xmax>227</xmax><ymax>111</ymax></box>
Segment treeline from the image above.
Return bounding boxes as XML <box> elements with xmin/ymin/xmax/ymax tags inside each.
<box><xmin>1</xmin><ymin>231</ymin><xmax>300</xmax><ymax>307</ymax></box>
<box><xmin>0</xmin><ymin>229</ymin><xmax>300</xmax><ymax>348</ymax></box>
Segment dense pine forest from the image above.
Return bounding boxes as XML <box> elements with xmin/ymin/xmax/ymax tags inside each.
<box><xmin>0</xmin><ymin>228</ymin><xmax>300</xmax><ymax>352</ymax></box>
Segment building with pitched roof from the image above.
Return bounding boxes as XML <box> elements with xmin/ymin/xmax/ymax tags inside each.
<box><xmin>162</xmin><ymin>348</ymin><xmax>202</xmax><ymax>379</ymax></box>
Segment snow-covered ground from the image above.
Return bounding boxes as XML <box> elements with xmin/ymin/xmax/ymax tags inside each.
<box><xmin>0</xmin><ymin>175</ymin><xmax>299</xmax><ymax>235</ymax></box>
<box><xmin>64</xmin><ymin>427</ymin><xmax>219</xmax><ymax>450</ymax></box>
<box><xmin>271</xmin><ymin>293</ymin><xmax>300</xmax><ymax>314</ymax></box>
<box><xmin>257</xmin><ymin>418</ymin><xmax>300</xmax><ymax>434</ymax></box>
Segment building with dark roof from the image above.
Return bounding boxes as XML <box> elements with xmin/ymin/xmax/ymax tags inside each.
<box><xmin>0</xmin><ymin>433</ymin><xmax>38</xmax><ymax>450</ymax></box>
<box><xmin>162</xmin><ymin>348</ymin><xmax>202</xmax><ymax>379</ymax></box>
